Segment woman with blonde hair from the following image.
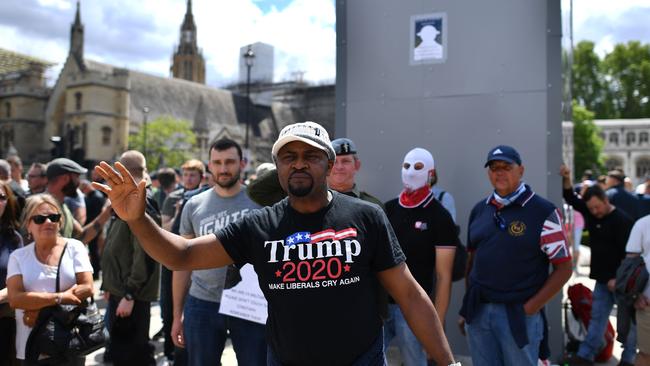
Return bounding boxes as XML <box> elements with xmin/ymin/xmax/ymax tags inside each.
<box><xmin>6</xmin><ymin>193</ymin><xmax>94</xmax><ymax>365</ymax></box>
<box><xmin>0</xmin><ymin>181</ymin><xmax>24</xmax><ymax>365</ymax></box>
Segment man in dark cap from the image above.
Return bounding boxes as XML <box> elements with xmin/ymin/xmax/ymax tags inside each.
<box><xmin>329</xmin><ymin>138</ymin><xmax>384</xmax><ymax>208</ymax></box>
<box><xmin>459</xmin><ymin>145</ymin><xmax>572</xmax><ymax>365</ymax></box>
<box><xmin>45</xmin><ymin>157</ymin><xmax>110</xmax><ymax>242</ymax></box>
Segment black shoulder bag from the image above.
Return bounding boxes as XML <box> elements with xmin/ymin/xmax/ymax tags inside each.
<box><xmin>25</xmin><ymin>243</ymin><xmax>108</xmax><ymax>364</ymax></box>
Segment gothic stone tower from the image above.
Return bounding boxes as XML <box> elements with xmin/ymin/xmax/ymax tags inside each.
<box><xmin>171</xmin><ymin>0</ymin><xmax>206</xmax><ymax>84</ymax></box>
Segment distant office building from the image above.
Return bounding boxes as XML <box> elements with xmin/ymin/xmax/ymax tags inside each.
<box><xmin>239</xmin><ymin>42</ymin><xmax>274</xmax><ymax>84</ymax></box>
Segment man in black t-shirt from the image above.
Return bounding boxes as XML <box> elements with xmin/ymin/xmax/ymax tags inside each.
<box><xmin>93</xmin><ymin>122</ymin><xmax>459</xmax><ymax>366</ymax></box>
<box><xmin>385</xmin><ymin>147</ymin><xmax>458</xmax><ymax>365</ymax></box>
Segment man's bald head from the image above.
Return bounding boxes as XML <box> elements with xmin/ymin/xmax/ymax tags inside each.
<box><xmin>120</xmin><ymin>150</ymin><xmax>147</xmax><ymax>181</ymax></box>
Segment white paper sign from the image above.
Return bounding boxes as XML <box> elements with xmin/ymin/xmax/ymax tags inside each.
<box><xmin>219</xmin><ymin>264</ymin><xmax>268</xmax><ymax>324</ymax></box>
<box><xmin>410</xmin><ymin>12</ymin><xmax>447</xmax><ymax>65</ymax></box>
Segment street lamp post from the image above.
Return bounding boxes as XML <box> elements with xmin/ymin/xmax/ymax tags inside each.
<box><xmin>243</xmin><ymin>45</ymin><xmax>255</xmax><ymax>150</ymax></box>
<box><xmin>142</xmin><ymin>106</ymin><xmax>149</xmax><ymax>156</ymax></box>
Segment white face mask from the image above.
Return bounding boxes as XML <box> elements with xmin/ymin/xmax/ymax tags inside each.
<box><xmin>401</xmin><ymin>148</ymin><xmax>434</xmax><ymax>191</ymax></box>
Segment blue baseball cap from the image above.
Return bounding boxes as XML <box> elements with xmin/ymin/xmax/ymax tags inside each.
<box><xmin>484</xmin><ymin>145</ymin><xmax>522</xmax><ymax>167</ymax></box>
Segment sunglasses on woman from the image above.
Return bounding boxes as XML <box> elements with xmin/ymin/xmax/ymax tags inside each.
<box><xmin>0</xmin><ymin>193</ymin><xmax>7</xmax><ymax>201</ymax></box>
<box><xmin>31</xmin><ymin>214</ymin><xmax>62</xmax><ymax>224</ymax></box>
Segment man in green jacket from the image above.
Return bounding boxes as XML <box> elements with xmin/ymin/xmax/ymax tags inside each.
<box><xmin>101</xmin><ymin>150</ymin><xmax>161</xmax><ymax>366</ymax></box>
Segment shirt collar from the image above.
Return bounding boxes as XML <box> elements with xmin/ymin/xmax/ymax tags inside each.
<box><xmin>485</xmin><ymin>183</ymin><xmax>535</xmax><ymax>207</ymax></box>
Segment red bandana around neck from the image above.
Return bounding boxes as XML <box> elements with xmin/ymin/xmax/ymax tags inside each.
<box><xmin>399</xmin><ymin>186</ymin><xmax>432</xmax><ymax>208</ymax></box>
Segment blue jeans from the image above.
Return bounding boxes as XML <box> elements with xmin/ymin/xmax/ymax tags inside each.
<box><xmin>183</xmin><ymin>295</ymin><xmax>267</xmax><ymax>366</ymax></box>
<box><xmin>267</xmin><ymin>331</ymin><xmax>386</xmax><ymax>366</ymax></box>
<box><xmin>577</xmin><ymin>282</ymin><xmax>637</xmax><ymax>364</ymax></box>
<box><xmin>384</xmin><ymin>304</ymin><xmax>426</xmax><ymax>366</ymax></box>
<box><xmin>466</xmin><ymin>303</ymin><xmax>543</xmax><ymax>366</ymax></box>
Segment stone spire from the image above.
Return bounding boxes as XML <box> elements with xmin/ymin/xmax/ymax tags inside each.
<box><xmin>179</xmin><ymin>0</ymin><xmax>197</xmax><ymax>51</ymax></box>
<box><xmin>70</xmin><ymin>0</ymin><xmax>84</xmax><ymax>62</ymax></box>
<box><xmin>170</xmin><ymin>0</ymin><xmax>205</xmax><ymax>83</ymax></box>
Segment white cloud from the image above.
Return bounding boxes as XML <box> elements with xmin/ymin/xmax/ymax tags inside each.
<box><xmin>572</xmin><ymin>0</ymin><xmax>650</xmax><ymax>57</ymax></box>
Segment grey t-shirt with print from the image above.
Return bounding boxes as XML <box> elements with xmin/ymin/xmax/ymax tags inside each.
<box><xmin>179</xmin><ymin>188</ymin><xmax>260</xmax><ymax>302</ymax></box>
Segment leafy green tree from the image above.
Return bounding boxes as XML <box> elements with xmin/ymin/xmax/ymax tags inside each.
<box><xmin>128</xmin><ymin>116</ymin><xmax>197</xmax><ymax>172</ymax></box>
<box><xmin>572</xmin><ymin>101</ymin><xmax>604</xmax><ymax>179</ymax></box>
<box><xmin>602</xmin><ymin>41</ymin><xmax>650</xmax><ymax>118</ymax></box>
<box><xmin>572</xmin><ymin>41</ymin><xmax>604</xmax><ymax>114</ymax></box>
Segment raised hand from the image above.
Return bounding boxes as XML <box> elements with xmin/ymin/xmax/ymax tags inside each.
<box><xmin>559</xmin><ymin>164</ymin><xmax>571</xmax><ymax>179</ymax></box>
<box><xmin>92</xmin><ymin>161</ymin><xmax>146</xmax><ymax>222</ymax></box>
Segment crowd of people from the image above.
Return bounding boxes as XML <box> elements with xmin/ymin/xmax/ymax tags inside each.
<box><xmin>2</xmin><ymin>120</ymin><xmax>650</xmax><ymax>366</ymax></box>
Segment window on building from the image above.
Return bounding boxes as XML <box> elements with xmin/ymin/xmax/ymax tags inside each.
<box><xmin>609</xmin><ymin>132</ymin><xmax>619</xmax><ymax>145</ymax></box>
<box><xmin>75</xmin><ymin>92</ymin><xmax>82</xmax><ymax>111</ymax></box>
<box><xmin>4</xmin><ymin>102</ymin><xmax>10</xmax><ymax>118</ymax></box>
<box><xmin>102</xmin><ymin>126</ymin><xmax>112</xmax><ymax>146</ymax></box>
<box><xmin>184</xmin><ymin>60</ymin><xmax>193</xmax><ymax>80</ymax></box>
<box><xmin>638</xmin><ymin>157</ymin><xmax>650</xmax><ymax>179</ymax></box>
<box><xmin>641</xmin><ymin>132</ymin><xmax>649</xmax><ymax>144</ymax></box>
<box><xmin>627</xmin><ymin>132</ymin><xmax>636</xmax><ymax>145</ymax></box>
<box><xmin>605</xmin><ymin>156</ymin><xmax>624</xmax><ymax>172</ymax></box>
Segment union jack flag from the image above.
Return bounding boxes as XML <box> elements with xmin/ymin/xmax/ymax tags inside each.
<box><xmin>540</xmin><ymin>209</ymin><xmax>571</xmax><ymax>264</ymax></box>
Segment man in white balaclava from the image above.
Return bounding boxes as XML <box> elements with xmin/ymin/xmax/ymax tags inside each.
<box><xmin>384</xmin><ymin>147</ymin><xmax>459</xmax><ymax>366</ymax></box>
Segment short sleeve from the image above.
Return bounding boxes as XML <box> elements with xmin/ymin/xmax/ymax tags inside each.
<box><xmin>467</xmin><ymin>205</ymin><xmax>480</xmax><ymax>252</ymax></box>
<box><xmin>370</xmin><ymin>207</ymin><xmax>405</xmax><ymax>272</ymax></box>
<box><xmin>6</xmin><ymin>250</ymin><xmax>22</xmax><ymax>280</ymax></box>
<box><xmin>70</xmin><ymin>240</ymin><xmax>94</xmax><ymax>274</ymax></box>
<box><xmin>626</xmin><ymin>219</ymin><xmax>646</xmax><ymax>254</ymax></box>
<box><xmin>179</xmin><ymin>198</ymin><xmax>194</xmax><ymax>236</ymax></box>
<box><xmin>215</xmin><ymin>214</ymin><xmax>254</xmax><ymax>267</ymax></box>
<box><xmin>539</xmin><ymin>209</ymin><xmax>571</xmax><ymax>264</ymax></box>
<box><xmin>432</xmin><ymin>204</ymin><xmax>458</xmax><ymax>248</ymax></box>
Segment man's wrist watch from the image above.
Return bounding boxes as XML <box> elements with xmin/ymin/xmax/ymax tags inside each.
<box><xmin>55</xmin><ymin>293</ymin><xmax>62</xmax><ymax>305</ymax></box>
<box><xmin>124</xmin><ymin>293</ymin><xmax>134</xmax><ymax>301</ymax></box>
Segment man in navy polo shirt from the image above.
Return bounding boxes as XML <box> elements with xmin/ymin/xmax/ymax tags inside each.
<box><xmin>459</xmin><ymin>145</ymin><xmax>572</xmax><ymax>365</ymax></box>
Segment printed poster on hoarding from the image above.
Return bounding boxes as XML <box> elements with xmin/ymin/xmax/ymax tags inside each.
<box><xmin>410</xmin><ymin>12</ymin><xmax>447</xmax><ymax>65</ymax></box>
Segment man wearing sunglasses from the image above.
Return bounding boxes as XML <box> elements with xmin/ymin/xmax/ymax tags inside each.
<box><xmin>459</xmin><ymin>145</ymin><xmax>572</xmax><ymax>365</ymax></box>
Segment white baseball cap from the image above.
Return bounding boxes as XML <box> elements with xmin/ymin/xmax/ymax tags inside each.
<box><xmin>272</xmin><ymin>121</ymin><xmax>336</xmax><ymax>161</ymax></box>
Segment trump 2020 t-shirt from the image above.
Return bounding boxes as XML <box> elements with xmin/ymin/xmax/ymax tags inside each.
<box><xmin>216</xmin><ymin>191</ymin><xmax>405</xmax><ymax>366</ymax></box>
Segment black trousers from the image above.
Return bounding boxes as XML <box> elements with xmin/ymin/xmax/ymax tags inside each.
<box><xmin>0</xmin><ymin>315</ymin><xmax>18</xmax><ymax>366</ymax></box>
<box><xmin>107</xmin><ymin>295</ymin><xmax>155</xmax><ymax>366</ymax></box>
